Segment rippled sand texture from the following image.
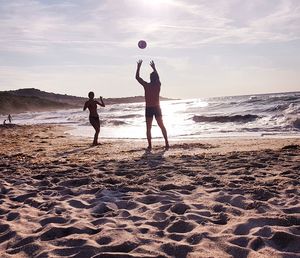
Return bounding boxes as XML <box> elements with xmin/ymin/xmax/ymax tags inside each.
<box><xmin>0</xmin><ymin>125</ymin><xmax>299</xmax><ymax>258</ymax></box>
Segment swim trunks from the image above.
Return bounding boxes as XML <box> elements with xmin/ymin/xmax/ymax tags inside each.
<box><xmin>145</xmin><ymin>106</ymin><xmax>162</xmax><ymax>118</ymax></box>
<box><xmin>89</xmin><ymin>116</ymin><xmax>100</xmax><ymax>125</ymax></box>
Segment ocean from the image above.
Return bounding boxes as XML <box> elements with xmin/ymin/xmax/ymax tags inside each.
<box><xmin>2</xmin><ymin>91</ymin><xmax>299</xmax><ymax>139</ymax></box>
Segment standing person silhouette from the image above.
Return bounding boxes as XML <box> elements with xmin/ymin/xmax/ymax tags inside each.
<box><xmin>135</xmin><ymin>60</ymin><xmax>169</xmax><ymax>150</ymax></box>
<box><xmin>83</xmin><ymin>92</ymin><xmax>105</xmax><ymax>146</ymax></box>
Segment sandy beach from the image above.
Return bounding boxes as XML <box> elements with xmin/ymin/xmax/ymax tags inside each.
<box><xmin>0</xmin><ymin>124</ymin><xmax>299</xmax><ymax>258</ymax></box>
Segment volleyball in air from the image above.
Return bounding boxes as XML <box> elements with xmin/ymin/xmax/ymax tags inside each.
<box><xmin>138</xmin><ymin>40</ymin><xmax>147</xmax><ymax>49</ymax></box>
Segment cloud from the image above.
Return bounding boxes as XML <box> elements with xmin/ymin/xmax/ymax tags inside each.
<box><xmin>0</xmin><ymin>0</ymin><xmax>299</xmax><ymax>97</ymax></box>
<box><xmin>1</xmin><ymin>0</ymin><xmax>299</xmax><ymax>54</ymax></box>
<box><xmin>147</xmin><ymin>0</ymin><xmax>300</xmax><ymax>46</ymax></box>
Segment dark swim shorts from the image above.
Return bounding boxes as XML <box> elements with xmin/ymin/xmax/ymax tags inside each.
<box><xmin>145</xmin><ymin>106</ymin><xmax>162</xmax><ymax>118</ymax></box>
<box><xmin>89</xmin><ymin>116</ymin><xmax>100</xmax><ymax>125</ymax></box>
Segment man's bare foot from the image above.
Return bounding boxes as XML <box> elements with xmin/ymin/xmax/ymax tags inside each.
<box><xmin>146</xmin><ymin>145</ymin><xmax>152</xmax><ymax>151</ymax></box>
<box><xmin>165</xmin><ymin>143</ymin><xmax>170</xmax><ymax>150</ymax></box>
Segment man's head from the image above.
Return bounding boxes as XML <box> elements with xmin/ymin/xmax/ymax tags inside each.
<box><xmin>150</xmin><ymin>71</ymin><xmax>160</xmax><ymax>84</ymax></box>
<box><xmin>88</xmin><ymin>91</ymin><xmax>94</xmax><ymax>99</ymax></box>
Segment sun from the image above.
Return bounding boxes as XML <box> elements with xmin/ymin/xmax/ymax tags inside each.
<box><xmin>141</xmin><ymin>0</ymin><xmax>175</xmax><ymax>7</ymax></box>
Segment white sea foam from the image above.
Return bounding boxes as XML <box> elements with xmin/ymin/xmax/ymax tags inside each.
<box><xmin>2</xmin><ymin>92</ymin><xmax>299</xmax><ymax>139</ymax></box>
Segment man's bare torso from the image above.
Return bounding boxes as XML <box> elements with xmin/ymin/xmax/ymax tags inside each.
<box><xmin>144</xmin><ymin>82</ymin><xmax>161</xmax><ymax>107</ymax></box>
<box><xmin>85</xmin><ymin>99</ymin><xmax>99</xmax><ymax>117</ymax></box>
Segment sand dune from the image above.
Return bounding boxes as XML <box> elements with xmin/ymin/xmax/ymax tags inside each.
<box><xmin>0</xmin><ymin>125</ymin><xmax>299</xmax><ymax>257</ymax></box>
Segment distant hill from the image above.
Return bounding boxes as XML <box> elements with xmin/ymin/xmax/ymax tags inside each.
<box><xmin>5</xmin><ymin>88</ymin><xmax>85</xmax><ymax>108</ymax></box>
<box><xmin>0</xmin><ymin>92</ymin><xmax>75</xmax><ymax>115</ymax></box>
<box><xmin>0</xmin><ymin>88</ymin><xmax>174</xmax><ymax>115</ymax></box>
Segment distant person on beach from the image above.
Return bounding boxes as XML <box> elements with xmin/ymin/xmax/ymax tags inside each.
<box><xmin>83</xmin><ymin>92</ymin><xmax>105</xmax><ymax>146</ymax></box>
<box><xmin>135</xmin><ymin>60</ymin><xmax>169</xmax><ymax>150</ymax></box>
<box><xmin>8</xmin><ymin>114</ymin><xmax>12</xmax><ymax>124</ymax></box>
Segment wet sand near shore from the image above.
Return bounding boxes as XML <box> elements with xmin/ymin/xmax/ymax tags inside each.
<box><xmin>0</xmin><ymin>124</ymin><xmax>299</xmax><ymax>258</ymax></box>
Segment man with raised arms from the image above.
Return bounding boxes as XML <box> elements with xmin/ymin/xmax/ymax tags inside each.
<box><xmin>135</xmin><ymin>60</ymin><xmax>169</xmax><ymax>150</ymax></box>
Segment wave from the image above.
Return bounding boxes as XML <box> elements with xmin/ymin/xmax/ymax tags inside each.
<box><xmin>246</xmin><ymin>96</ymin><xmax>261</xmax><ymax>103</ymax></box>
<box><xmin>281</xmin><ymin>104</ymin><xmax>300</xmax><ymax>130</ymax></box>
<box><xmin>282</xmin><ymin>115</ymin><xmax>300</xmax><ymax>130</ymax></box>
<box><xmin>284</xmin><ymin>103</ymin><xmax>300</xmax><ymax>115</ymax></box>
<box><xmin>103</xmin><ymin>120</ymin><xmax>128</xmax><ymax>126</ymax></box>
<box><xmin>268</xmin><ymin>95</ymin><xmax>300</xmax><ymax>103</ymax></box>
<box><xmin>115</xmin><ymin>114</ymin><xmax>143</xmax><ymax>119</ymax></box>
<box><xmin>81</xmin><ymin>120</ymin><xmax>128</xmax><ymax>127</ymax></box>
<box><xmin>263</xmin><ymin>104</ymin><xmax>289</xmax><ymax>112</ymax></box>
<box><xmin>193</xmin><ymin>114</ymin><xmax>260</xmax><ymax>123</ymax></box>
<box><xmin>245</xmin><ymin>94</ymin><xmax>300</xmax><ymax>104</ymax></box>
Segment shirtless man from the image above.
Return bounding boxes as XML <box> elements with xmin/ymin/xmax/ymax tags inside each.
<box><xmin>135</xmin><ymin>60</ymin><xmax>169</xmax><ymax>150</ymax></box>
<box><xmin>83</xmin><ymin>92</ymin><xmax>105</xmax><ymax>145</ymax></box>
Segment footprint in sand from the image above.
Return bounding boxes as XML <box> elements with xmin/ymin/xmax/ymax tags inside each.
<box><xmin>170</xmin><ymin>203</ymin><xmax>190</xmax><ymax>215</ymax></box>
<box><xmin>6</xmin><ymin>242</ymin><xmax>41</xmax><ymax>256</ymax></box>
<box><xmin>233</xmin><ymin>217</ymin><xmax>292</xmax><ymax>236</ymax></box>
<box><xmin>212</xmin><ymin>212</ymin><xmax>228</xmax><ymax>225</ymax></box>
<box><xmin>0</xmin><ymin>207</ymin><xmax>8</xmax><ymax>216</ymax></box>
<box><xmin>161</xmin><ymin>242</ymin><xmax>192</xmax><ymax>258</ymax></box>
<box><xmin>0</xmin><ymin>223</ymin><xmax>10</xmax><ymax>234</ymax></box>
<box><xmin>252</xmin><ymin>188</ymin><xmax>275</xmax><ymax>201</ymax></box>
<box><xmin>169</xmin><ymin>233</ymin><xmax>185</xmax><ymax>241</ymax></box>
<box><xmin>39</xmin><ymin>216</ymin><xmax>69</xmax><ymax>227</ymax></box>
<box><xmin>6</xmin><ymin>212</ymin><xmax>20</xmax><ymax>221</ymax></box>
<box><xmin>115</xmin><ymin>200</ymin><xmax>138</xmax><ymax>210</ymax></box>
<box><xmin>248</xmin><ymin>236</ymin><xmax>265</xmax><ymax>251</ymax></box>
<box><xmin>40</xmin><ymin>226</ymin><xmax>100</xmax><ymax>241</ymax></box>
<box><xmin>0</xmin><ymin>229</ymin><xmax>16</xmax><ymax>244</ymax></box>
<box><xmin>136</xmin><ymin>194</ymin><xmax>161</xmax><ymax>205</ymax></box>
<box><xmin>96</xmin><ymin>236</ymin><xmax>112</xmax><ymax>245</ymax></box>
<box><xmin>187</xmin><ymin>233</ymin><xmax>206</xmax><ymax>245</ymax></box>
<box><xmin>225</xmin><ymin>244</ymin><xmax>249</xmax><ymax>258</ymax></box>
<box><xmin>59</xmin><ymin>177</ymin><xmax>90</xmax><ymax>187</ymax></box>
<box><xmin>68</xmin><ymin>199</ymin><xmax>91</xmax><ymax>209</ymax></box>
<box><xmin>13</xmin><ymin>192</ymin><xmax>37</xmax><ymax>202</ymax></box>
<box><xmin>252</xmin><ymin>226</ymin><xmax>273</xmax><ymax>238</ymax></box>
<box><xmin>98</xmin><ymin>240</ymin><xmax>139</xmax><ymax>253</ymax></box>
<box><xmin>153</xmin><ymin>212</ymin><xmax>169</xmax><ymax>221</ymax></box>
<box><xmin>269</xmin><ymin>231</ymin><xmax>300</xmax><ymax>252</ymax></box>
<box><xmin>91</xmin><ymin>203</ymin><xmax>118</xmax><ymax>217</ymax></box>
<box><xmin>167</xmin><ymin>219</ymin><xmax>196</xmax><ymax>233</ymax></box>
<box><xmin>55</xmin><ymin>238</ymin><xmax>87</xmax><ymax>247</ymax></box>
<box><xmin>9</xmin><ymin>236</ymin><xmax>36</xmax><ymax>251</ymax></box>
<box><xmin>229</xmin><ymin>236</ymin><xmax>249</xmax><ymax>248</ymax></box>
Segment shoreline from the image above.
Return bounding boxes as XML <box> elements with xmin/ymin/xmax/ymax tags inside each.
<box><xmin>66</xmin><ymin>122</ymin><xmax>300</xmax><ymax>142</ymax></box>
<box><xmin>0</xmin><ymin>124</ymin><xmax>299</xmax><ymax>257</ymax></box>
<box><xmin>62</xmin><ymin>125</ymin><xmax>300</xmax><ymax>154</ymax></box>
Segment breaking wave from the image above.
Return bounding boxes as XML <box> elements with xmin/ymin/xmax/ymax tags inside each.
<box><xmin>193</xmin><ymin>114</ymin><xmax>260</xmax><ymax>123</ymax></box>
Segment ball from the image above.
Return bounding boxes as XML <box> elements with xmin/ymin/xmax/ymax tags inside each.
<box><xmin>138</xmin><ymin>40</ymin><xmax>147</xmax><ymax>49</ymax></box>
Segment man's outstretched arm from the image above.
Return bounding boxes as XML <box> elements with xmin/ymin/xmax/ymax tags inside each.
<box><xmin>135</xmin><ymin>60</ymin><xmax>147</xmax><ymax>87</ymax></box>
<box><xmin>98</xmin><ymin>96</ymin><xmax>105</xmax><ymax>107</ymax></box>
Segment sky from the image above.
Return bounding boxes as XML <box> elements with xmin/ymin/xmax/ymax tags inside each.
<box><xmin>0</xmin><ymin>0</ymin><xmax>299</xmax><ymax>99</ymax></box>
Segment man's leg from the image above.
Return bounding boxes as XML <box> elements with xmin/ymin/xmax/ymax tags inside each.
<box><xmin>93</xmin><ymin>126</ymin><xmax>100</xmax><ymax>145</ymax></box>
<box><xmin>90</xmin><ymin>119</ymin><xmax>100</xmax><ymax>145</ymax></box>
<box><xmin>146</xmin><ymin>117</ymin><xmax>153</xmax><ymax>149</ymax></box>
<box><xmin>155</xmin><ymin>116</ymin><xmax>169</xmax><ymax>148</ymax></box>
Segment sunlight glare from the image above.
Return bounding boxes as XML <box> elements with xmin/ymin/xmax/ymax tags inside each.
<box><xmin>141</xmin><ymin>0</ymin><xmax>175</xmax><ymax>7</ymax></box>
